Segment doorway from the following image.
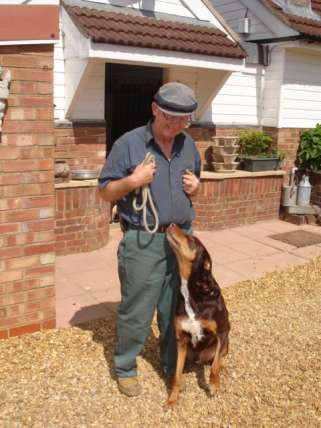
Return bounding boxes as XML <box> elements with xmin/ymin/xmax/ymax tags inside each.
<box><xmin>105</xmin><ymin>63</ymin><xmax>163</xmax><ymax>153</ymax></box>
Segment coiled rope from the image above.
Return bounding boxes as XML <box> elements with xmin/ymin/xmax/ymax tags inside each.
<box><xmin>132</xmin><ymin>152</ymin><xmax>159</xmax><ymax>234</ymax></box>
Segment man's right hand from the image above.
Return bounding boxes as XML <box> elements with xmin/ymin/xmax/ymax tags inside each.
<box><xmin>131</xmin><ymin>160</ymin><xmax>156</xmax><ymax>188</ymax></box>
<box><xmin>99</xmin><ymin>159</ymin><xmax>156</xmax><ymax>202</ymax></box>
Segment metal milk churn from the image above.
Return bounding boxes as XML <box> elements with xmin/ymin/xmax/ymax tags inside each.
<box><xmin>281</xmin><ymin>167</ymin><xmax>297</xmax><ymax>206</ymax></box>
<box><xmin>297</xmin><ymin>174</ymin><xmax>312</xmax><ymax>206</ymax></box>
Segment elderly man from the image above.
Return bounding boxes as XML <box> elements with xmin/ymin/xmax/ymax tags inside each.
<box><xmin>99</xmin><ymin>82</ymin><xmax>201</xmax><ymax>396</ymax></box>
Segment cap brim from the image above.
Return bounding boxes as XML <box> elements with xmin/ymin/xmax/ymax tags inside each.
<box><xmin>157</xmin><ymin>105</ymin><xmax>193</xmax><ymax>117</ymax></box>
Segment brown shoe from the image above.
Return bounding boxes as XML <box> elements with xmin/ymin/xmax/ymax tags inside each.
<box><xmin>117</xmin><ymin>377</ymin><xmax>142</xmax><ymax>397</ymax></box>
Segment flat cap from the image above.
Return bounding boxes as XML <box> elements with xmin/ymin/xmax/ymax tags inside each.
<box><xmin>154</xmin><ymin>82</ymin><xmax>198</xmax><ymax>116</ymax></box>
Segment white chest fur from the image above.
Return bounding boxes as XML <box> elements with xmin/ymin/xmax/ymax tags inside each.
<box><xmin>180</xmin><ymin>279</ymin><xmax>204</xmax><ymax>347</ymax></box>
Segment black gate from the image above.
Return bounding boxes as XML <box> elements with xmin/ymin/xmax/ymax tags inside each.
<box><xmin>105</xmin><ymin>63</ymin><xmax>163</xmax><ymax>153</ymax></box>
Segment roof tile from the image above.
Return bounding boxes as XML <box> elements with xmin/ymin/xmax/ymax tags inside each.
<box><xmin>65</xmin><ymin>5</ymin><xmax>246</xmax><ymax>59</ymax></box>
<box><xmin>263</xmin><ymin>0</ymin><xmax>321</xmax><ymax>39</ymax></box>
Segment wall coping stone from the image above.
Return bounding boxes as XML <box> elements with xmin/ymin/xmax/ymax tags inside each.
<box><xmin>54</xmin><ymin>119</ymin><xmax>106</xmax><ymax>128</ymax></box>
<box><xmin>201</xmin><ymin>170</ymin><xmax>286</xmax><ymax>180</ymax></box>
<box><xmin>55</xmin><ymin>179</ymin><xmax>98</xmax><ymax>189</ymax></box>
<box><xmin>55</xmin><ymin>171</ymin><xmax>286</xmax><ymax>189</ymax></box>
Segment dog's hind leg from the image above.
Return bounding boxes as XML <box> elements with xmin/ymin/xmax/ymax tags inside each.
<box><xmin>166</xmin><ymin>334</ymin><xmax>189</xmax><ymax>407</ymax></box>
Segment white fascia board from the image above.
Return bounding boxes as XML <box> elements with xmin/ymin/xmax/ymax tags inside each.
<box><xmin>0</xmin><ymin>40</ymin><xmax>57</xmax><ymax>45</ymax></box>
<box><xmin>181</xmin><ymin>0</ymin><xmax>227</xmax><ymax>34</ymax></box>
<box><xmin>89</xmin><ymin>42</ymin><xmax>245</xmax><ymax>73</ymax></box>
<box><xmin>240</xmin><ymin>0</ymin><xmax>298</xmax><ymax>39</ymax></box>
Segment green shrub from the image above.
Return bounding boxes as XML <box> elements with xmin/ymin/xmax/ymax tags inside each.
<box><xmin>298</xmin><ymin>124</ymin><xmax>321</xmax><ymax>171</ymax></box>
<box><xmin>239</xmin><ymin>130</ymin><xmax>276</xmax><ymax>158</ymax></box>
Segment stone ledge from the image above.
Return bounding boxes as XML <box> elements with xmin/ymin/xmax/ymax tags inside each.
<box><xmin>55</xmin><ymin>179</ymin><xmax>98</xmax><ymax>189</ymax></box>
<box><xmin>201</xmin><ymin>170</ymin><xmax>286</xmax><ymax>180</ymax></box>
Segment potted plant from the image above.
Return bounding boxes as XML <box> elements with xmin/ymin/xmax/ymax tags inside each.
<box><xmin>238</xmin><ymin>130</ymin><xmax>284</xmax><ymax>172</ymax></box>
<box><xmin>298</xmin><ymin>124</ymin><xmax>321</xmax><ymax>207</ymax></box>
<box><xmin>298</xmin><ymin>123</ymin><xmax>321</xmax><ymax>172</ymax></box>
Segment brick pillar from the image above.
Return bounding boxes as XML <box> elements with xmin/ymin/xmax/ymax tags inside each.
<box><xmin>0</xmin><ymin>45</ymin><xmax>55</xmax><ymax>339</ymax></box>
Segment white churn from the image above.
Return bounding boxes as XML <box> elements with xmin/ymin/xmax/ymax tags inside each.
<box><xmin>297</xmin><ymin>174</ymin><xmax>312</xmax><ymax>206</ymax></box>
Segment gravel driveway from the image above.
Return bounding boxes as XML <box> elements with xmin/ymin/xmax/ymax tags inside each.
<box><xmin>1</xmin><ymin>257</ymin><xmax>320</xmax><ymax>428</ymax></box>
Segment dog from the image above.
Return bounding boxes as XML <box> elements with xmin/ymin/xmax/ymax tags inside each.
<box><xmin>165</xmin><ymin>223</ymin><xmax>230</xmax><ymax>406</ymax></box>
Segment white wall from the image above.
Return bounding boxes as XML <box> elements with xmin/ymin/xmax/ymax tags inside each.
<box><xmin>53</xmin><ymin>21</ymin><xmax>65</xmax><ymax>121</ymax></box>
<box><xmin>261</xmin><ymin>46</ymin><xmax>284</xmax><ymax>127</ymax></box>
<box><xmin>210</xmin><ymin>0</ymin><xmax>274</xmax><ymax>40</ymax></box>
<box><xmin>202</xmin><ymin>65</ymin><xmax>264</xmax><ymax>125</ymax></box>
<box><xmin>280</xmin><ymin>49</ymin><xmax>321</xmax><ymax>128</ymax></box>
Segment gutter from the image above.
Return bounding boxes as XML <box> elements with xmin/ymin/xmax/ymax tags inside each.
<box><xmin>247</xmin><ymin>34</ymin><xmax>321</xmax><ymax>43</ymax></box>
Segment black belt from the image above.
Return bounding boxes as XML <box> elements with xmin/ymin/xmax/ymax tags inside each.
<box><xmin>124</xmin><ymin>222</ymin><xmax>170</xmax><ymax>233</ymax></box>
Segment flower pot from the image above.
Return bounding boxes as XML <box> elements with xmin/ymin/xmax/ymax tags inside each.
<box><xmin>241</xmin><ymin>157</ymin><xmax>280</xmax><ymax>172</ymax></box>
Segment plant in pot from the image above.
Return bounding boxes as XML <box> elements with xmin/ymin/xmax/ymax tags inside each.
<box><xmin>298</xmin><ymin>123</ymin><xmax>321</xmax><ymax>172</ymax></box>
<box><xmin>238</xmin><ymin>130</ymin><xmax>284</xmax><ymax>172</ymax></box>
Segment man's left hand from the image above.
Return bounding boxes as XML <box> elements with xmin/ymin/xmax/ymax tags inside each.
<box><xmin>182</xmin><ymin>170</ymin><xmax>200</xmax><ymax>195</ymax></box>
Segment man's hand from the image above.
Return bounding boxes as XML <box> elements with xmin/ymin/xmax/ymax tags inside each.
<box><xmin>182</xmin><ymin>169</ymin><xmax>200</xmax><ymax>195</ymax></box>
<box><xmin>131</xmin><ymin>159</ymin><xmax>156</xmax><ymax>188</ymax></box>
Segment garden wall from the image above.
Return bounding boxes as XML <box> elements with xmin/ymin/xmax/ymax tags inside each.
<box><xmin>193</xmin><ymin>172</ymin><xmax>284</xmax><ymax>230</ymax></box>
<box><xmin>55</xmin><ymin>182</ymin><xmax>109</xmax><ymax>255</ymax></box>
<box><xmin>0</xmin><ymin>45</ymin><xmax>56</xmax><ymax>339</ymax></box>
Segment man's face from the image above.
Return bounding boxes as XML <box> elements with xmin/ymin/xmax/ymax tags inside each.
<box><xmin>151</xmin><ymin>102</ymin><xmax>191</xmax><ymax>139</ymax></box>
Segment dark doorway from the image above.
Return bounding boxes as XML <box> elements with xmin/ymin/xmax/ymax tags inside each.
<box><xmin>105</xmin><ymin>63</ymin><xmax>163</xmax><ymax>153</ymax></box>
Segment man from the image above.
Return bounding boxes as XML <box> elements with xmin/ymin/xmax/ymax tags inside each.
<box><xmin>99</xmin><ymin>82</ymin><xmax>201</xmax><ymax>396</ymax></box>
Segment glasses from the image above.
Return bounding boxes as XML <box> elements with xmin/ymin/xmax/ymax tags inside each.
<box><xmin>160</xmin><ymin>111</ymin><xmax>192</xmax><ymax>128</ymax></box>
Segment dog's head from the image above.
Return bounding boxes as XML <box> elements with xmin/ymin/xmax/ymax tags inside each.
<box><xmin>167</xmin><ymin>222</ymin><xmax>215</xmax><ymax>278</ymax></box>
<box><xmin>167</xmin><ymin>224</ymin><xmax>221</xmax><ymax>301</ymax></box>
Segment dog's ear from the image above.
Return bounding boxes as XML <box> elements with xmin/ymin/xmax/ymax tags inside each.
<box><xmin>192</xmin><ymin>237</ymin><xmax>212</xmax><ymax>273</ymax></box>
<box><xmin>203</xmin><ymin>257</ymin><xmax>211</xmax><ymax>271</ymax></box>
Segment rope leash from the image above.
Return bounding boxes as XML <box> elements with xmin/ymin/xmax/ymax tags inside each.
<box><xmin>132</xmin><ymin>152</ymin><xmax>159</xmax><ymax>234</ymax></box>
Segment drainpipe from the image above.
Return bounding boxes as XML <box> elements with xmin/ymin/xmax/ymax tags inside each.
<box><xmin>0</xmin><ymin>67</ymin><xmax>11</xmax><ymax>132</ymax></box>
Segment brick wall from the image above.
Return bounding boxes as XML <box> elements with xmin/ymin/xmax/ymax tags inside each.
<box><xmin>0</xmin><ymin>45</ymin><xmax>55</xmax><ymax>339</ymax></box>
<box><xmin>55</xmin><ymin>185</ymin><xmax>110</xmax><ymax>255</ymax></box>
<box><xmin>192</xmin><ymin>175</ymin><xmax>283</xmax><ymax>230</ymax></box>
<box><xmin>54</xmin><ymin>123</ymin><xmax>106</xmax><ymax>173</ymax></box>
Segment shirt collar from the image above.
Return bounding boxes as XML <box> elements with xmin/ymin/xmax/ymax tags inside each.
<box><xmin>145</xmin><ymin>120</ymin><xmax>185</xmax><ymax>155</ymax></box>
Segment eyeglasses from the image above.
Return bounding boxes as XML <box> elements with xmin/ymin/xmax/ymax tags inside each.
<box><xmin>160</xmin><ymin>111</ymin><xmax>192</xmax><ymax>128</ymax></box>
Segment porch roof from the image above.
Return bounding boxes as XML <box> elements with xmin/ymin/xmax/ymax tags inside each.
<box><xmin>64</xmin><ymin>4</ymin><xmax>246</xmax><ymax>60</ymax></box>
<box><xmin>262</xmin><ymin>0</ymin><xmax>321</xmax><ymax>39</ymax></box>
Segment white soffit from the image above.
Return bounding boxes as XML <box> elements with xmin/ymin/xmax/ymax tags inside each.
<box><xmin>89</xmin><ymin>42</ymin><xmax>244</xmax><ymax>73</ymax></box>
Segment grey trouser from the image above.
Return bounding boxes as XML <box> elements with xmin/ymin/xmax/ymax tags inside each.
<box><xmin>114</xmin><ymin>229</ymin><xmax>180</xmax><ymax>378</ymax></box>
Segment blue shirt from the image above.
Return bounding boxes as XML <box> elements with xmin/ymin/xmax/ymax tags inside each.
<box><xmin>98</xmin><ymin>121</ymin><xmax>201</xmax><ymax>227</ymax></box>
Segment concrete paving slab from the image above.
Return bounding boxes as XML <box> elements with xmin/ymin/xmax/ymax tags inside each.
<box><xmin>228</xmin><ymin>252</ymin><xmax>306</xmax><ymax>280</ymax></box>
<box><xmin>55</xmin><ymin>220</ymin><xmax>321</xmax><ymax>327</ymax></box>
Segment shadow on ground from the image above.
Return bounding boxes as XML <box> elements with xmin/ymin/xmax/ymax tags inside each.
<box><xmin>72</xmin><ymin>304</ymin><xmax>210</xmax><ymax>393</ymax></box>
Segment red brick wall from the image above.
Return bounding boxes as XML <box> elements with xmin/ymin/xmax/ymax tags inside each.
<box><xmin>54</xmin><ymin>124</ymin><xmax>106</xmax><ymax>173</ymax></box>
<box><xmin>192</xmin><ymin>175</ymin><xmax>283</xmax><ymax>230</ymax></box>
<box><xmin>55</xmin><ymin>186</ymin><xmax>110</xmax><ymax>255</ymax></box>
<box><xmin>0</xmin><ymin>45</ymin><xmax>55</xmax><ymax>339</ymax></box>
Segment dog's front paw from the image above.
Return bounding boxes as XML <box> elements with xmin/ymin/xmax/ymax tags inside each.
<box><xmin>207</xmin><ymin>380</ymin><xmax>220</xmax><ymax>397</ymax></box>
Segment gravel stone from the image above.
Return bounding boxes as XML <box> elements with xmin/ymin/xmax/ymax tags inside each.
<box><xmin>1</xmin><ymin>257</ymin><xmax>321</xmax><ymax>427</ymax></box>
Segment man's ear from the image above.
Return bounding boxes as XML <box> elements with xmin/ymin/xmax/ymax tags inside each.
<box><xmin>151</xmin><ymin>101</ymin><xmax>158</xmax><ymax>117</ymax></box>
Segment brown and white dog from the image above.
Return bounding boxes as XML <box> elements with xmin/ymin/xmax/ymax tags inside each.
<box><xmin>166</xmin><ymin>224</ymin><xmax>230</xmax><ymax>406</ymax></box>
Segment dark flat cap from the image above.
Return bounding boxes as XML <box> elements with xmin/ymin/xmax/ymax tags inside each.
<box><xmin>154</xmin><ymin>82</ymin><xmax>198</xmax><ymax>116</ymax></box>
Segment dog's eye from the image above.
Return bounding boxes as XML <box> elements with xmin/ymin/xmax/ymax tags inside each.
<box><xmin>188</xmin><ymin>238</ymin><xmax>196</xmax><ymax>251</ymax></box>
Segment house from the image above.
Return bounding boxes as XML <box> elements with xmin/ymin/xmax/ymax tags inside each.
<box><xmin>209</xmin><ymin>0</ymin><xmax>321</xmax><ymax>171</ymax></box>
<box><xmin>2</xmin><ymin>0</ymin><xmax>319</xmax><ymax>338</ymax></box>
